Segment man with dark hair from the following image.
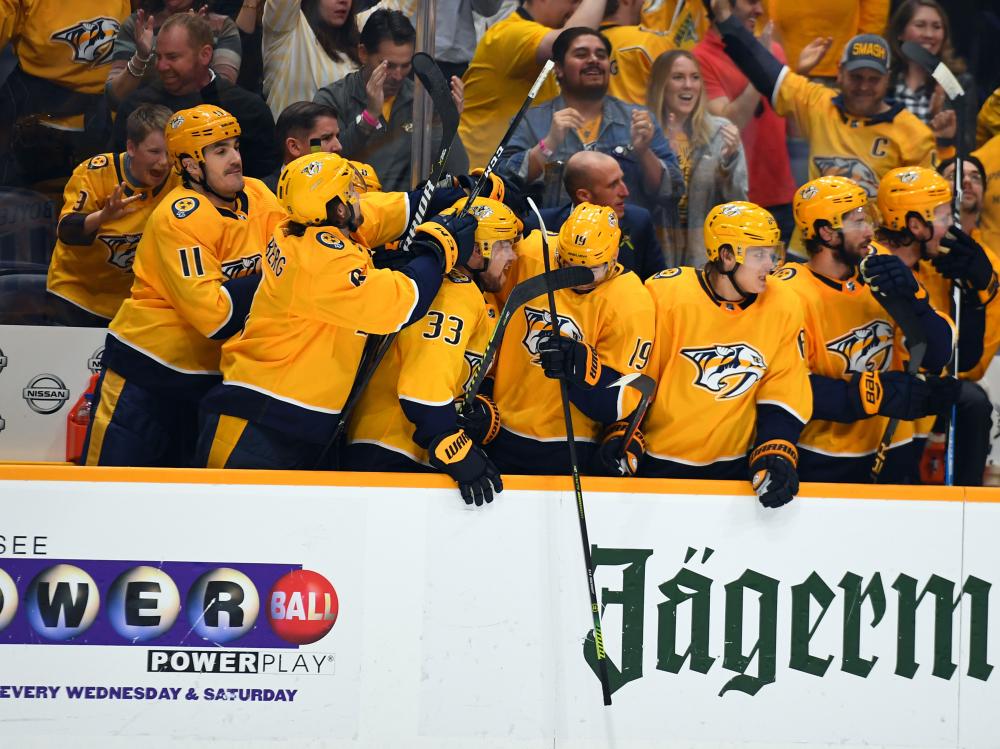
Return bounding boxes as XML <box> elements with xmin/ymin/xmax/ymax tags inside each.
<box><xmin>264</xmin><ymin>101</ymin><xmax>343</xmax><ymax>192</ymax></box>
<box><xmin>501</xmin><ymin>27</ymin><xmax>682</xmax><ymax>214</ymax></box>
<box><xmin>112</xmin><ymin>13</ymin><xmax>279</xmax><ymax>179</ymax></box>
<box><xmin>313</xmin><ymin>9</ymin><xmax>468</xmax><ymax>191</ymax></box>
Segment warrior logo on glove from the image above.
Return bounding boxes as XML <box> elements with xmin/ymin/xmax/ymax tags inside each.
<box><xmin>521</xmin><ymin>306</ymin><xmax>584</xmax><ymax>359</ymax></box>
<box><xmin>826</xmin><ymin>320</ymin><xmax>894</xmax><ymax>374</ymax></box>
<box><xmin>681</xmin><ymin>343</ymin><xmax>767</xmax><ymax>400</ymax></box>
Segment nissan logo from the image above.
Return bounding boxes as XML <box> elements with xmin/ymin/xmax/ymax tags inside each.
<box><xmin>22</xmin><ymin>374</ymin><xmax>70</xmax><ymax>415</ymax></box>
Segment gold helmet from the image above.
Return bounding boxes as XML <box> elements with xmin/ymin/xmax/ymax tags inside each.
<box><xmin>348</xmin><ymin>161</ymin><xmax>381</xmax><ymax>193</ymax></box>
<box><xmin>557</xmin><ymin>202</ymin><xmax>621</xmax><ymax>267</ymax></box>
<box><xmin>277</xmin><ymin>152</ymin><xmax>356</xmax><ymax>226</ymax></box>
<box><xmin>469</xmin><ymin>168</ymin><xmax>505</xmax><ymax>202</ymax></box>
<box><xmin>793</xmin><ymin>176</ymin><xmax>869</xmax><ymax>239</ymax></box>
<box><xmin>704</xmin><ymin>201</ymin><xmax>781</xmax><ymax>263</ymax></box>
<box><xmin>441</xmin><ymin>197</ymin><xmax>522</xmax><ymax>259</ymax></box>
<box><xmin>877</xmin><ymin>166</ymin><xmax>952</xmax><ymax>231</ymax></box>
<box><xmin>165</xmin><ymin>105</ymin><xmax>241</xmax><ymax>175</ymax></box>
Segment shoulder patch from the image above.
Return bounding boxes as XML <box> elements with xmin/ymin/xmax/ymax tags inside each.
<box><xmin>171</xmin><ymin>196</ymin><xmax>200</xmax><ymax>219</ymax></box>
<box><xmin>774</xmin><ymin>266</ymin><xmax>797</xmax><ymax>281</ymax></box>
<box><xmin>447</xmin><ymin>270</ymin><xmax>472</xmax><ymax>284</ymax></box>
<box><xmin>87</xmin><ymin>154</ymin><xmax>109</xmax><ymax>170</ymax></box>
<box><xmin>652</xmin><ymin>267</ymin><xmax>682</xmax><ymax>280</ymax></box>
<box><xmin>316</xmin><ymin>231</ymin><xmax>346</xmax><ymax>250</ymax></box>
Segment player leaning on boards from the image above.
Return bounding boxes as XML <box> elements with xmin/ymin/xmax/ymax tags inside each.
<box><xmin>195</xmin><ymin>152</ymin><xmax>477</xmax><ymax>470</ymax></box>
<box><xmin>343</xmin><ymin>198</ymin><xmax>522</xmax><ymax>506</ymax></box>
<box><xmin>776</xmin><ymin>176</ymin><xmax>953</xmax><ymax>483</ymax></box>
<box><xmin>640</xmin><ymin>202</ymin><xmax>811</xmax><ymax>508</ymax></box>
<box><xmin>83</xmin><ymin>105</ymin><xmax>287</xmax><ymax>468</ymax></box>
<box><xmin>488</xmin><ymin>202</ymin><xmax>655</xmax><ymax>477</ymax></box>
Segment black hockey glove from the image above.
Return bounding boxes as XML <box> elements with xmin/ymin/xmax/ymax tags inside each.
<box><xmin>456</xmin><ymin>393</ymin><xmax>501</xmax><ymax>445</ymax></box>
<box><xmin>748</xmin><ymin>440</ymin><xmax>799</xmax><ymax>509</ymax></box>
<box><xmin>537</xmin><ymin>331</ymin><xmax>602</xmax><ymax>388</ymax></box>
<box><xmin>455</xmin><ymin>170</ymin><xmax>506</xmax><ymax>202</ymax></box>
<box><xmin>860</xmin><ymin>253</ymin><xmax>920</xmax><ymax>300</ymax></box>
<box><xmin>923</xmin><ymin>374</ymin><xmax>962</xmax><ymax>416</ymax></box>
<box><xmin>413</xmin><ymin>212</ymin><xmax>478</xmax><ymax>273</ymax></box>
<box><xmin>428</xmin><ymin>429</ymin><xmax>503</xmax><ymax>506</ymax></box>
<box><xmin>850</xmin><ymin>370</ymin><xmax>932</xmax><ymax>420</ymax></box>
<box><xmin>593</xmin><ymin>420</ymin><xmax>645</xmax><ymax>477</ymax></box>
<box><xmin>934</xmin><ymin>227</ymin><xmax>996</xmax><ymax>291</ymax></box>
<box><xmin>493</xmin><ymin>168</ymin><xmax>534</xmax><ymax>217</ymax></box>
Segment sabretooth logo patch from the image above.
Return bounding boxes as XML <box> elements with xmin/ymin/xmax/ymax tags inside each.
<box><xmin>148</xmin><ymin>649</ymin><xmax>335</xmax><ymax>675</ymax></box>
<box><xmin>22</xmin><ymin>374</ymin><xmax>70</xmax><ymax>414</ymax></box>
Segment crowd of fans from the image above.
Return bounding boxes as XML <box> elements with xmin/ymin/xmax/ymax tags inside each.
<box><xmin>1</xmin><ymin>0</ymin><xmax>1000</xmax><ymax>490</ymax></box>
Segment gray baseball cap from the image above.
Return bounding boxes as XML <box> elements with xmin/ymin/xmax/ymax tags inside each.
<box><xmin>840</xmin><ymin>34</ymin><xmax>891</xmax><ymax>75</ymax></box>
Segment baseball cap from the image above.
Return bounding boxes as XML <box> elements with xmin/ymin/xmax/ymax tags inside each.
<box><xmin>840</xmin><ymin>34</ymin><xmax>890</xmax><ymax>75</ymax></box>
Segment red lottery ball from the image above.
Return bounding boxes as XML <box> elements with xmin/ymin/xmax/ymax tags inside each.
<box><xmin>267</xmin><ymin>570</ymin><xmax>339</xmax><ymax>645</ymax></box>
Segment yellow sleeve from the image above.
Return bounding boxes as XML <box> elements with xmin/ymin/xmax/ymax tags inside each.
<box><xmin>59</xmin><ymin>160</ymin><xmax>103</xmax><ymax>218</ymax></box>
<box><xmin>146</xmin><ymin>208</ymin><xmax>240</xmax><ymax>338</ymax></box>
<box><xmin>773</xmin><ymin>70</ymin><xmax>831</xmax><ymax>139</ymax></box>
<box><xmin>963</xmin><ymin>238</ymin><xmax>1000</xmax><ymax>380</ymax></box>
<box><xmin>857</xmin><ymin>0</ymin><xmax>889</xmax><ymax>35</ymax></box>
<box><xmin>900</xmin><ymin>113</ymin><xmax>935</xmax><ymax>167</ymax></box>
<box><xmin>355</xmin><ymin>190</ymin><xmax>409</xmax><ymax>248</ymax></box>
<box><xmin>492</xmin><ymin>16</ymin><xmax>551</xmax><ymax>80</ymax></box>
<box><xmin>977</xmin><ymin>89</ymin><xmax>1000</xmax><ymax>149</ymax></box>
<box><xmin>644</xmin><ymin>271</ymin><xmax>677</xmax><ymax>398</ymax></box>
<box><xmin>754</xmin><ymin>299</ymin><xmax>812</xmax><ymax>424</ymax></box>
<box><xmin>598</xmin><ymin>276</ymin><xmax>656</xmax><ymax>418</ymax></box>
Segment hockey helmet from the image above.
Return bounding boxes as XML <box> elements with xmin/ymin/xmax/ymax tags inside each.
<box><xmin>793</xmin><ymin>176</ymin><xmax>870</xmax><ymax>239</ymax></box>
<box><xmin>557</xmin><ymin>202</ymin><xmax>621</xmax><ymax>268</ymax></box>
<box><xmin>349</xmin><ymin>161</ymin><xmax>382</xmax><ymax>193</ymax></box>
<box><xmin>704</xmin><ymin>201</ymin><xmax>781</xmax><ymax>264</ymax></box>
<box><xmin>277</xmin><ymin>152</ymin><xmax>357</xmax><ymax>226</ymax></box>
<box><xmin>442</xmin><ymin>197</ymin><xmax>522</xmax><ymax>259</ymax></box>
<box><xmin>877</xmin><ymin>166</ymin><xmax>952</xmax><ymax>231</ymax></box>
<box><xmin>165</xmin><ymin>105</ymin><xmax>241</xmax><ymax>176</ymax></box>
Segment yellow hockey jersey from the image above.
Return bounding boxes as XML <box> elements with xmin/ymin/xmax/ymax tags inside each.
<box><xmin>491</xmin><ymin>230</ymin><xmax>655</xmax><ymax>444</ymax></box>
<box><xmin>601</xmin><ymin>23</ymin><xmax>674</xmax><ymax>106</ymax></box>
<box><xmin>640</xmin><ymin>0</ymin><xmax>710</xmax><ymax>48</ymax></box>
<box><xmin>973</xmin><ymin>135</ymin><xmax>1000</xmax><ymax>257</ymax></box>
<box><xmin>347</xmin><ymin>270</ymin><xmax>497</xmax><ymax>464</ymax></box>
<box><xmin>1</xmin><ymin>0</ymin><xmax>129</xmax><ymax>95</ymax></box>
<box><xmin>107</xmin><ymin>179</ymin><xmax>286</xmax><ymax>378</ymax></box>
<box><xmin>643</xmin><ymin>266</ymin><xmax>812</xmax><ymax>464</ymax></box>
<box><xmin>47</xmin><ymin>152</ymin><xmax>180</xmax><ymax>320</ymax></box>
<box><xmin>459</xmin><ymin>9</ymin><xmax>560</xmax><ymax>167</ymax></box>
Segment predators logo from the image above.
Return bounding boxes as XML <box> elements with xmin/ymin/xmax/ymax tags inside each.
<box><xmin>813</xmin><ymin>156</ymin><xmax>880</xmax><ymax>197</ymax></box>
<box><xmin>826</xmin><ymin>320</ymin><xmax>894</xmax><ymax>374</ymax></box>
<box><xmin>98</xmin><ymin>233</ymin><xmax>142</xmax><ymax>271</ymax></box>
<box><xmin>221</xmin><ymin>254</ymin><xmax>262</xmax><ymax>280</ymax></box>
<box><xmin>51</xmin><ymin>17</ymin><xmax>120</xmax><ymax>65</ymax></box>
<box><xmin>681</xmin><ymin>343</ymin><xmax>767</xmax><ymax>400</ymax></box>
<box><xmin>521</xmin><ymin>306</ymin><xmax>584</xmax><ymax>361</ymax></box>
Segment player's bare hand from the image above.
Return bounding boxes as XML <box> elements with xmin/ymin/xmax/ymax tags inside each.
<box><xmin>365</xmin><ymin>60</ymin><xmax>388</xmax><ymax>117</ymax></box>
<box><xmin>718</xmin><ymin>122</ymin><xmax>740</xmax><ymax>161</ymax></box>
<box><xmin>630</xmin><ymin>109</ymin><xmax>655</xmax><ymax>153</ymax></box>
<box><xmin>796</xmin><ymin>36</ymin><xmax>833</xmax><ymax>75</ymax></box>
<box><xmin>931</xmin><ymin>108</ymin><xmax>957</xmax><ymax>140</ymax></box>
<box><xmin>135</xmin><ymin>10</ymin><xmax>155</xmax><ymax>59</ymax></box>
<box><xmin>708</xmin><ymin>0</ymin><xmax>733</xmax><ymax>24</ymax></box>
<box><xmin>99</xmin><ymin>183</ymin><xmax>143</xmax><ymax>224</ymax></box>
<box><xmin>545</xmin><ymin>107</ymin><xmax>584</xmax><ymax>151</ymax></box>
<box><xmin>450</xmin><ymin>75</ymin><xmax>464</xmax><ymax>115</ymax></box>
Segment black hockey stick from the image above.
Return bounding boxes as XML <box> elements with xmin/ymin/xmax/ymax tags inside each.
<box><xmin>528</xmin><ymin>197</ymin><xmax>613</xmax><ymax>706</ymax></box>
<box><xmin>461</xmin><ymin>264</ymin><xmax>594</xmax><ymax>409</ymax></box>
<box><xmin>901</xmin><ymin>39</ymin><xmax>965</xmax><ymax>485</ymax></box>
<box><xmin>611</xmin><ymin>373</ymin><xmax>655</xmax><ymax>466</ymax></box>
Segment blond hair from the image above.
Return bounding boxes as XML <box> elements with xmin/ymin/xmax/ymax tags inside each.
<box><xmin>647</xmin><ymin>49</ymin><xmax>712</xmax><ymax>151</ymax></box>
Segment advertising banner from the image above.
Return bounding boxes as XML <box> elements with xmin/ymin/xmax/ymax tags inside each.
<box><xmin>0</xmin><ymin>468</ymin><xmax>996</xmax><ymax>748</ymax></box>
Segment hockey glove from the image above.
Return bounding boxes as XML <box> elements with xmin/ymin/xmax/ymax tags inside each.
<box><xmin>537</xmin><ymin>331</ymin><xmax>602</xmax><ymax>388</ymax></box>
<box><xmin>456</xmin><ymin>393</ymin><xmax>501</xmax><ymax>445</ymax></box>
<box><xmin>413</xmin><ymin>212</ymin><xmax>478</xmax><ymax>273</ymax></box>
<box><xmin>748</xmin><ymin>440</ymin><xmax>799</xmax><ymax>509</ymax></box>
<box><xmin>923</xmin><ymin>374</ymin><xmax>962</xmax><ymax>416</ymax></box>
<box><xmin>593</xmin><ymin>420</ymin><xmax>645</xmax><ymax>477</ymax></box>
<box><xmin>428</xmin><ymin>429</ymin><xmax>503</xmax><ymax>506</ymax></box>
<box><xmin>494</xmin><ymin>168</ymin><xmax>534</xmax><ymax>216</ymax></box>
<box><xmin>934</xmin><ymin>227</ymin><xmax>996</xmax><ymax>291</ymax></box>
<box><xmin>850</xmin><ymin>370</ymin><xmax>932</xmax><ymax>420</ymax></box>
<box><xmin>860</xmin><ymin>253</ymin><xmax>920</xmax><ymax>300</ymax></box>
<box><xmin>455</xmin><ymin>170</ymin><xmax>506</xmax><ymax>202</ymax></box>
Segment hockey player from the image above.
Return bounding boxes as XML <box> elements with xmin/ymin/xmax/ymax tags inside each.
<box><xmin>489</xmin><ymin>202</ymin><xmax>655</xmax><ymax>477</ymax></box>
<box><xmin>46</xmin><ymin>104</ymin><xmax>179</xmax><ymax>325</ymax></box>
<box><xmin>640</xmin><ymin>202</ymin><xmax>811</xmax><ymax>508</ymax></box>
<box><xmin>83</xmin><ymin>104</ymin><xmax>286</xmax><ymax>467</ymax></box>
<box><xmin>195</xmin><ymin>152</ymin><xmax>477</xmax><ymax>470</ymax></box>
<box><xmin>343</xmin><ymin>198</ymin><xmax>522</xmax><ymax>505</ymax></box>
<box><xmin>778</xmin><ymin>176</ymin><xmax>953</xmax><ymax>483</ymax></box>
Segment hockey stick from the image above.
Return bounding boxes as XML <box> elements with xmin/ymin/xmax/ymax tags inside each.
<box><xmin>316</xmin><ymin>54</ymin><xmax>461</xmax><ymax>469</ymax></box>
<box><xmin>528</xmin><ymin>197</ymin><xmax>613</xmax><ymax>706</ymax></box>
<box><xmin>901</xmin><ymin>40</ymin><xmax>965</xmax><ymax>485</ymax></box>
<box><xmin>612</xmin><ymin>373</ymin><xmax>655</xmax><ymax>465</ymax></box>
<box><xmin>461</xmin><ymin>264</ymin><xmax>594</xmax><ymax>409</ymax></box>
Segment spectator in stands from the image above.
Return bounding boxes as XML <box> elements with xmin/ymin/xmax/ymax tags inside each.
<box><xmin>460</xmin><ymin>0</ymin><xmax>611</xmax><ymax>168</ymax></box>
<box><xmin>262</xmin><ymin>0</ymin><xmax>415</xmax><ymax>118</ymax></box>
<box><xmin>112</xmin><ymin>14</ymin><xmax>280</xmax><ymax>179</ymax></box>
<box><xmin>314</xmin><ymin>10</ymin><xmax>468</xmax><ymax>191</ymax></box>
<box><xmin>693</xmin><ymin>0</ymin><xmax>795</xmax><ymax>243</ymax></box>
<box><xmin>599</xmin><ymin>0</ymin><xmax>674</xmax><ymax>106</ymax></box>
<box><xmin>640</xmin><ymin>0</ymin><xmax>710</xmax><ymax>48</ymax></box>
<box><xmin>105</xmin><ymin>0</ymin><xmax>242</xmax><ymax>109</ymax></box>
<box><xmin>887</xmin><ymin>0</ymin><xmax>976</xmax><ymax>155</ymax></box>
<box><xmin>501</xmin><ymin>28</ymin><xmax>682</xmax><ymax>215</ymax></box>
<box><xmin>0</xmin><ymin>0</ymin><xmax>130</xmax><ymax>186</ymax></box>
<box><xmin>0</xmin><ymin>105</ymin><xmax>179</xmax><ymax>326</ymax></box>
<box><xmin>234</xmin><ymin>0</ymin><xmax>266</xmax><ymax>95</ymax></box>
<box><xmin>647</xmin><ymin>49</ymin><xmax>747</xmax><ymax>266</ymax></box>
<box><xmin>978</xmin><ymin>88</ymin><xmax>1000</xmax><ymax>148</ymax></box>
<box><xmin>265</xmin><ymin>101</ymin><xmax>343</xmax><ymax>192</ymax></box>
<box><xmin>435</xmin><ymin>0</ymin><xmax>506</xmax><ymax>82</ymax></box>
<box><xmin>973</xmin><ymin>134</ymin><xmax>1000</xmax><ymax>254</ymax></box>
